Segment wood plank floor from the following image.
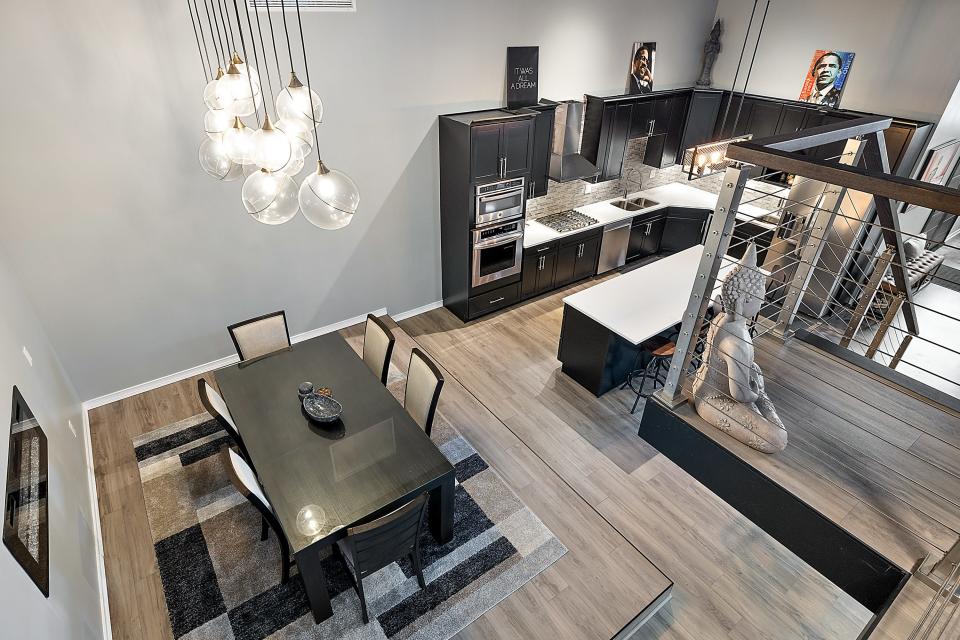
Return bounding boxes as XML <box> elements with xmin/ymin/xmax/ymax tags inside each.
<box><xmin>400</xmin><ymin>285</ymin><xmax>878</xmax><ymax>639</ymax></box>
<box><xmin>89</xmin><ymin>275</ymin><xmax>959</xmax><ymax>638</ymax></box>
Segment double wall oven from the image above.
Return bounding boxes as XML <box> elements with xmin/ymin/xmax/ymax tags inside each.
<box><xmin>471</xmin><ymin>177</ymin><xmax>525</xmax><ymax>288</ymax></box>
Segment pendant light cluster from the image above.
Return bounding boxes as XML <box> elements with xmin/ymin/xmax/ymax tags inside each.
<box><xmin>188</xmin><ymin>0</ymin><xmax>359</xmax><ymax>228</ymax></box>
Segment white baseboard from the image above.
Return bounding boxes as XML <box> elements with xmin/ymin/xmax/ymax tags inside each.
<box><xmin>392</xmin><ymin>299</ymin><xmax>443</xmax><ymax>321</ymax></box>
<box><xmin>81</xmin><ymin>409</ymin><xmax>112</xmax><ymax>640</ymax></box>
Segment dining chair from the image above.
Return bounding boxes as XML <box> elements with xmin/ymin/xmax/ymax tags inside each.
<box><xmin>221</xmin><ymin>447</ymin><xmax>294</xmax><ymax>584</ymax></box>
<box><xmin>362</xmin><ymin>314</ymin><xmax>395</xmax><ymax>385</ymax></box>
<box><xmin>404</xmin><ymin>348</ymin><xmax>444</xmax><ymax>438</ymax></box>
<box><xmin>335</xmin><ymin>493</ymin><xmax>429</xmax><ymax>624</ymax></box>
<box><xmin>197</xmin><ymin>379</ymin><xmax>251</xmax><ymax>463</ymax></box>
<box><xmin>227</xmin><ymin>310</ymin><xmax>291</xmax><ymax>362</ymax></box>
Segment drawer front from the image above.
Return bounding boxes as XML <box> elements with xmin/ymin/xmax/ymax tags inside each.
<box><xmin>559</xmin><ymin>228</ymin><xmax>602</xmax><ymax>248</ymax></box>
<box><xmin>468</xmin><ymin>282</ymin><xmax>521</xmax><ymax>318</ymax></box>
<box><xmin>524</xmin><ymin>241</ymin><xmax>558</xmax><ymax>257</ymax></box>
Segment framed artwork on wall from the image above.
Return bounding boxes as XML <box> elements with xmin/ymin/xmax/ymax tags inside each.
<box><xmin>798</xmin><ymin>50</ymin><xmax>855</xmax><ymax>109</ymax></box>
<box><xmin>902</xmin><ymin>139</ymin><xmax>960</xmax><ymax>214</ymax></box>
<box><xmin>626</xmin><ymin>42</ymin><xmax>656</xmax><ymax>95</ymax></box>
<box><xmin>3</xmin><ymin>386</ymin><xmax>49</xmax><ymax>597</ymax></box>
<box><xmin>920</xmin><ymin>144</ymin><xmax>960</xmax><ymax>247</ymax></box>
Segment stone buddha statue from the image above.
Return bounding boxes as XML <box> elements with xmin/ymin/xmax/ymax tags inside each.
<box><xmin>691</xmin><ymin>243</ymin><xmax>787</xmax><ymax>453</ymax></box>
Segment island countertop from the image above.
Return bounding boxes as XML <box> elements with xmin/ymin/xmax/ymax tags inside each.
<box><xmin>523</xmin><ymin>180</ymin><xmax>780</xmax><ymax>248</ymax></box>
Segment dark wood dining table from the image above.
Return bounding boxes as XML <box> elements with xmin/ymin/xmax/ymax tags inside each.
<box><xmin>216</xmin><ymin>332</ymin><xmax>456</xmax><ymax>623</ymax></box>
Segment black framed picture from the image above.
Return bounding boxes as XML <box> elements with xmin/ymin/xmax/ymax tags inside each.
<box><xmin>3</xmin><ymin>386</ymin><xmax>49</xmax><ymax>597</ymax></box>
<box><xmin>921</xmin><ymin>154</ymin><xmax>960</xmax><ymax>248</ymax></box>
<box><xmin>902</xmin><ymin>139</ymin><xmax>960</xmax><ymax>214</ymax></box>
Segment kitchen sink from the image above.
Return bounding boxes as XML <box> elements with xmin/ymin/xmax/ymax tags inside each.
<box><xmin>611</xmin><ymin>197</ymin><xmax>659</xmax><ymax>211</ymax></box>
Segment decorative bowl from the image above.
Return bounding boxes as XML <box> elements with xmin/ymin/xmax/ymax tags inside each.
<box><xmin>302</xmin><ymin>393</ymin><xmax>343</xmax><ymax>423</ymax></box>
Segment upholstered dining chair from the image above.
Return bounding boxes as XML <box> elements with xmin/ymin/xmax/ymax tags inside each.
<box><xmin>221</xmin><ymin>447</ymin><xmax>294</xmax><ymax>584</ymax></box>
<box><xmin>227</xmin><ymin>310</ymin><xmax>291</xmax><ymax>362</ymax></box>
<box><xmin>198</xmin><ymin>379</ymin><xmax>252</xmax><ymax>463</ymax></box>
<box><xmin>362</xmin><ymin>314</ymin><xmax>395</xmax><ymax>385</ymax></box>
<box><xmin>336</xmin><ymin>493</ymin><xmax>429</xmax><ymax>624</ymax></box>
<box><xmin>404</xmin><ymin>348</ymin><xmax>444</xmax><ymax>438</ymax></box>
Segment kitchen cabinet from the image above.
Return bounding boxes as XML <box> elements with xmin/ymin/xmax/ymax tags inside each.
<box><xmin>628</xmin><ymin>214</ymin><xmax>665</xmax><ymax>261</ymax></box>
<box><xmin>599</xmin><ymin>102</ymin><xmax>634</xmax><ymax>181</ymax></box>
<box><xmin>679</xmin><ymin>90</ymin><xmax>723</xmax><ymax>153</ymax></box>
<box><xmin>470</xmin><ymin>119</ymin><xmax>533</xmax><ymax>183</ymax></box>
<box><xmin>555</xmin><ymin>230</ymin><xmax>602</xmax><ymax>287</ymax></box>
<box><xmin>746</xmin><ymin>100</ymin><xmax>782</xmax><ymax>139</ymax></box>
<box><xmin>660</xmin><ymin>207</ymin><xmax>710</xmax><ymax>255</ymax></box>
<box><xmin>776</xmin><ymin>105</ymin><xmax>807</xmax><ymax>136</ymax></box>
<box><xmin>629</xmin><ymin>100</ymin><xmax>654</xmax><ymax>139</ymax></box>
<box><xmin>643</xmin><ymin>93</ymin><xmax>690</xmax><ymax>169</ymax></box>
<box><xmin>526</xmin><ymin>104</ymin><xmax>556</xmax><ymax>198</ymax></box>
<box><xmin>730</xmin><ymin>220</ymin><xmax>775</xmax><ymax>265</ymax></box>
<box><xmin>521</xmin><ymin>243</ymin><xmax>558</xmax><ymax>299</ymax></box>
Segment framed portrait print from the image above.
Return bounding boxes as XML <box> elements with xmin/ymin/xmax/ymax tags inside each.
<box><xmin>626</xmin><ymin>42</ymin><xmax>656</xmax><ymax>95</ymax></box>
<box><xmin>902</xmin><ymin>139</ymin><xmax>960</xmax><ymax>214</ymax></box>
<box><xmin>3</xmin><ymin>387</ymin><xmax>49</xmax><ymax>597</ymax></box>
<box><xmin>798</xmin><ymin>50</ymin><xmax>855</xmax><ymax>109</ymax></box>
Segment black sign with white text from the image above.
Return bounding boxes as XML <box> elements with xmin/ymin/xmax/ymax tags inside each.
<box><xmin>506</xmin><ymin>47</ymin><xmax>539</xmax><ymax>108</ymax></box>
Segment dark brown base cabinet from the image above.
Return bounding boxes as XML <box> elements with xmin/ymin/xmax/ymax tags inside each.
<box><xmin>521</xmin><ymin>229</ymin><xmax>602</xmax><ymax>300</ymax></box>
<box><xmin>660</xmin><ymin>208</ymin><xmax>709</xmax><ymax>255</ymax></box>
<box><xmin>628</xmin><ymin>214</ymin><xmax>665</xmax><ymax>261</ymax></box>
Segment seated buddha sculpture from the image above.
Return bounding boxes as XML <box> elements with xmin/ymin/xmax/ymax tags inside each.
<box><xmin>691</xmin><ymin>243</ymin><xmax>787</xmax><ymax>453</ymax></box>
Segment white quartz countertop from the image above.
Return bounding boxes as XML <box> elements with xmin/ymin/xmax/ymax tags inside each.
<box><xmin>523</xmin><ymin>181</ymin><xmax>777</xmax><ymax>248</ymax></box>
<box><xmin>562</xmin><ymin>245</ymin><xmax>738</xmax><ymax>346</ymax></box>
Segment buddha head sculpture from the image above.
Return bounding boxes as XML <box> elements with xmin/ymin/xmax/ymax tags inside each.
<box><xmin>721</xmin><ymin>243</ymin><xmax>765</xmax><ymax>320</ymax></box>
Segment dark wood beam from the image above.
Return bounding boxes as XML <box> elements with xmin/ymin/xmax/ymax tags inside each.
<box><xmin>726</xmin><ymin>141</ymin><xmax>960</xmax><ymax>216</ymax></box>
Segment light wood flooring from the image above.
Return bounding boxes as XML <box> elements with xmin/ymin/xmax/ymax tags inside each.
<box><xmin>89</xmin><ymin>275</ymin><xmax>960</xmax><ymax>639</ymax></box>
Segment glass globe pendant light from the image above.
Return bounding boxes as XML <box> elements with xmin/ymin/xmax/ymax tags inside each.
<box><xmin>243</xmin><ymin>169</ymin><xmax>299</xmax><ymax>225</ymax></box>
<box><xmin>299</xmin><ymin>160</ymin><xmax>360</xmax><ymax>230</ymax></box>
<box><xmin>278</xmin><ymin>151</ymin><xmax>305</xmax><ymax>177</ymax></box>
<box><xmin>218</xmin><ymin>62</ymin><xmax>261</xmax><ymax>117</ymax></box>
<box><xmin>276</xmin><ymin>71</ymin><xmax>322</xmax><ymax>129</ymax></box>
<box><xmin>276</xmin><ymin>119</ymin><xmax>313</xmax><ymax>160</ymax></box>
<box><xmin>198</xmin><ymin>138</ymin><xmax>243</xmax><ymax>181</ymax></box>
<box><xmin>251</xmin><ymin>114</ymin><xmax>292</xmax><ymax>173</ymax></box>
<box><xmin>204</xmin><ymin>108</ymin><xmax>233</xmax><ymax>142</ymax></box>
<box><xmin>203</xmin><ymin>67</ymin><xmax>228</xmax><ymax>111</ymax></box>
<box><xmin>223</xmin><ymin>117</ymin><xmax>255</xmax><ymax>165</ymax></box>
<box><xmin>231</xmin><ymin>51</ymin><xmax>260</xmax><ymax>88</ymax></box>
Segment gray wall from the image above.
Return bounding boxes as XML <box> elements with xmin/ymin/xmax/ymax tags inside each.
<box><xmin>0</xmin><ymin>252</ymin><xmax>102</xmax><ymax>638</ymax></box>
<box><xmin>1</xmin><ymin>0</ymin><xmax>718</xmax><ymax>400</ymax></box>
<box><xmin>711</xmin><ymin>0</ymin><xmax>960</xmax><ymax>122</ymax></box>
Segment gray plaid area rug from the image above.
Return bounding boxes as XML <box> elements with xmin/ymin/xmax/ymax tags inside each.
<box><xmin>133</xmin><ymin>397</ymin><xmax>566</xmax><ymax>639</ymax></box>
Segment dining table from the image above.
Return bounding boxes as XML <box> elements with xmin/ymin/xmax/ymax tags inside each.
<box><xmin>216</xmin><ymin>331</ymin><xmax>456</xmax><ymax>623</ymax></box>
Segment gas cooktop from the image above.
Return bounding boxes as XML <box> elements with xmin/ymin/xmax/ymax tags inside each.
<box><xmin>535</xmin><ymin>210</ymin><xmax>599</xmax><ymax>233</ymax></box>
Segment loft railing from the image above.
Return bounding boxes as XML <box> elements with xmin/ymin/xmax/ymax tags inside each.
<box><xmin>654</xmin><ymin>115</ymin><xmax>960</xmax><ymax>636</ymax></box>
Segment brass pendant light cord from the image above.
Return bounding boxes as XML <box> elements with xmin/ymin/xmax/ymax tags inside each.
<box><xmin>231</xmin><ymin>0</ymin><xmax>261</xmax><ymax>123</ymax></box>
<box><xmin>295</xmin><ymin>0</ymin><xmax>322</xmax><ymax>153</ymax></box>
<box><xmin>187</xmin><ymin>0</ymin><xmax>210</xmax><ymax>80</ymax></box>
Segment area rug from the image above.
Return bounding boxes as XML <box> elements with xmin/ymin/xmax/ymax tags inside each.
<box><xmin>133</xmin><ymin>401</ymin><xmax>566</xmax><ymax>639</ymax></box>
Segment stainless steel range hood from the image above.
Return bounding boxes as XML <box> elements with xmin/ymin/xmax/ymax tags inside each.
<box><xmin>548</xmin><ymin>100</ymin><xmax>601</xmax><ymax>183</ymax></box>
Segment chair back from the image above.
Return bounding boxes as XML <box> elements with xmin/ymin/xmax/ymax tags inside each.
<box><xmin>362</xmin><ymin>314</ymin><xmax>395</xmax><ymax>384</ymax></box>
<box><xmin>198</xmin><ymin>379</ymin><xmax>240</xmax><ymax>441</ymax></box>
<box><xmin>222</xmin><ymin>447</ymin><xmax>270</xmax><ymax>510</ymax></box>
<box><xmin>228</xmin><ymin>310</ymin><xmax>290</xmax><ymax>361</ymax></box>
<box><xmin>405</xmin><ymin>348</ymin><xmax>444</xmax><ymax>436</ymax></box>
<box><xmin>344</xmin><ymin>493</ymin><xmax>428</xmax><ymax>578</ymax></box>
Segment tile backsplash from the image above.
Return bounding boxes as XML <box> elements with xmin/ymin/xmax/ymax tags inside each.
<box><xmin>526</xmin><ymin>137</ymin><xmax>727</xmax><ymax>220</ymax></box>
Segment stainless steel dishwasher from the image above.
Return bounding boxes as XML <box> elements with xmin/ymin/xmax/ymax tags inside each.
<box><xmin>597</xmin><ymin>220</ymin><xmax>631</xmax><ymax>273</ymax></box>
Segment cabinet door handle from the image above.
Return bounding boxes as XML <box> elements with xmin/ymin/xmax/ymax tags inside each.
<box><xmin>645</xmin><ymin>222</ymin><xmax>652</xmax><ymax>235</ymax></box>
<box><xmin>700</xmin><ymin>220</ymin><xmax>707</xmax><ymax>238</ymax></box>
<box><xmin>538</xmin><ymin>255</ymin><xmax>544</xmax><ymax>270</ymax></box>
<box><xmin>499</xmin><ymin>156</ymin><xmax>506</xmax><ymax>177</ymax></box>
<box><xmin>489</xmin><ymin>297</ymin><xmax>505</xmax><ymax>304</ymax></box>
<box><xmin>577</xmin><ymin>243</ymin><xmax>583</xmax><ymax>258</ymax></box>
<box><xmin>529</xmin><ymin>181</ymin><xmax>535</xmax><ymax>198</ymax></box>
<box><xmin>537</xmin><ymin>246</ymin><xmax>550</xmax><ymax>252</ymax></box>
<box><xmin>648</xmin><ymin>119</ymin><xmax>655</xmax><ymax>135</ymax></box>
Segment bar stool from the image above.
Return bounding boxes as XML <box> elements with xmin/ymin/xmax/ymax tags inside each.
<box><xmin>622</xmin><ymin>338</ymin><xmax>676</xmax><ymax>414</ymax></box>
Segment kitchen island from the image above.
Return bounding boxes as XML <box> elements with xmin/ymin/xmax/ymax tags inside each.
<box><xmin>557</xmin><ymin>245</ymin><xmax>740</xmax><ymax>395</ymax></box>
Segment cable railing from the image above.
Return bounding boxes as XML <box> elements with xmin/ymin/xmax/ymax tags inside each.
<box><xmin>651</xmin><ymin>115</ymin><xmax>960</xmax><ymax>634</ymax></box>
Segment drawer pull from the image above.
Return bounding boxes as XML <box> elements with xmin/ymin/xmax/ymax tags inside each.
<box><xmin>537</xmin><ymin>246</ymin><xmax>551</xmax><ymax>252</ymax></box>
<box><xmin>489</xmin><ymin>297</ymin><xmax>505</xmax><ymax>304</ymax></box>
